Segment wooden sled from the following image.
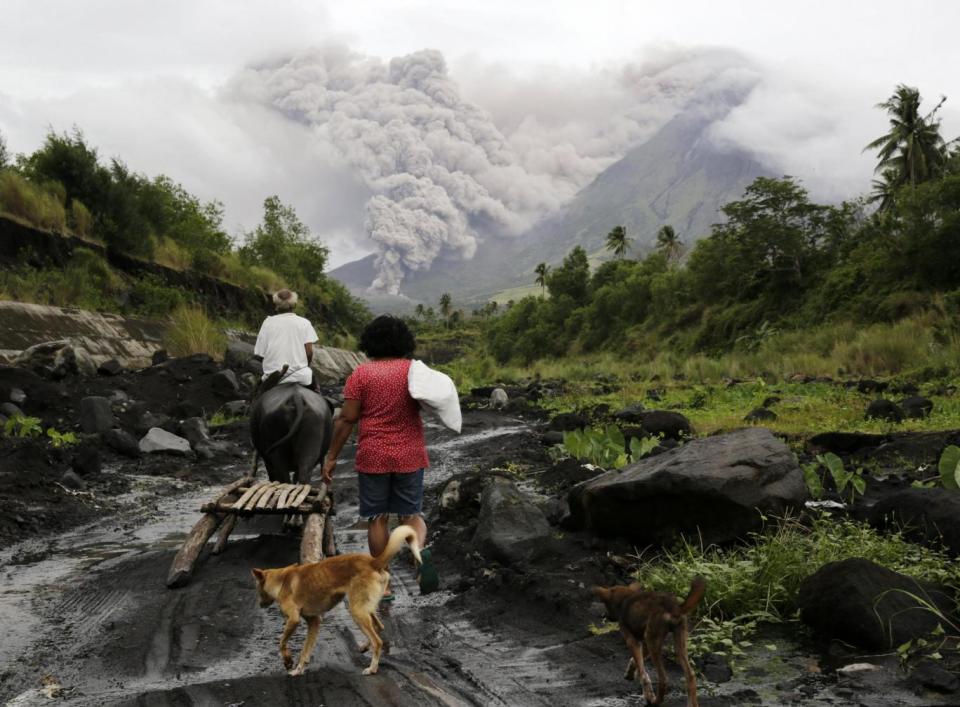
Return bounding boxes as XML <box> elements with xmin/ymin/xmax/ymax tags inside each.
<box><xmin>166</xmin><ymin>476</ymin><xmax>337</xmax><ymax>588</ymax></box>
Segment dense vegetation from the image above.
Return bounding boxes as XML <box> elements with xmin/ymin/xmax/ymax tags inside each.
<box><xmin>0</xmin><ymin>129</ymin><xmax>368</xmax><ymax>336</ymax></box>
<box><xmin>484</xmin><ymin>85</ymin><xmax>960</xmax><ymax>366</ymax></box>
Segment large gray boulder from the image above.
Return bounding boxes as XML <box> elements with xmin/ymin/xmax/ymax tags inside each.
<box><xmin>472</xmin><ymin>478</ymin><xmax>552</xmax><ymax>565</ymax></box>
<box><xmin>139</xmin><ymin>428</ymin><xmax>192</xmax><ymax>455</ymax></box>
<box><xmin>568</xmin><ymin>428</ymin><xmax>806</xmax><ymax>545</ymax></box>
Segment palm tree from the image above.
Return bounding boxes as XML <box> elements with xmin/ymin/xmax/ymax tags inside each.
<box><xmin>414</xmin><ymin>303</ymin><xmax>425</xmax><ymax>319</ymax></box>
<box><xmin>605</xmin><ymin>225</ymin><xmax>630</xmax><ymax>259</ymax></box>
<box><xmin>655</xmin><ymin>225</ymin><xmax>684</xmax><ymax>265</ymax></box>
<box><xmin>439</xmin><ymin>293</ymin><xmax>452</xmax><ymax>327</ymax></box>
<box><xmin>534</xmin><ymin>262</ymin><xmax>550</xmax><ymax>296</ymax></box>
<box><xmin>864</xmin><ymin>85</ymin><xmax>951</xmax><ymax>197</ymax></box>
<box><xmin>868</xmin><ymin>168</ymin><xmax>900</xmax><ymax>211</ymax></box>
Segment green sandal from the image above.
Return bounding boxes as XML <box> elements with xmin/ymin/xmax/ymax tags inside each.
<box><xmin>417</xmin><ymin>548</ymin><xmax>440</xmax><ymax>595</ymax></box>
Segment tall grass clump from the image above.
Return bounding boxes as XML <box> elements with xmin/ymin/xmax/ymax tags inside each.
<box><xmin>636</xmin><ymin>514</ymin><xmax>960</xmax><ymax>624</ymax></box>
<box><xmin>0</xmin><ymin>171</ymin><xmax>67</xmax><ymax>232</ymax></box>
<box><xmin>164</xmin><ymin>305</ymin><xmax>227</xmax><ymax>358</ymax></box>
<box><xmin>68</xmin><ymin>199</ymin><xmax>97</xmax><ymax>241</ymax></box>
<box><xmin>154</xmin><ymin>237</ymin><xmax>192</xmax><ymax>271</ymax></box>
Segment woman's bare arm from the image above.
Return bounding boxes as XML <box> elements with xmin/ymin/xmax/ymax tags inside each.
<box><xmin>321</xmin><ymin>399</ymin><xmax>360</xmax><ymax>483</ymax></box>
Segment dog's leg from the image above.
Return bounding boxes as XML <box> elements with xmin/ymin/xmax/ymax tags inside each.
<box><xmin>624</xmin><ymin>656</ymin><xmax>637</xmax><ymax>680</ymax></box>
<box><xmin>674</xmin><ymin>621</ymin><xmax>699</xmax><ymax>707</ymax></box>
<box><xmin>352</xmin><ymin>609</ymin><xmax>383</xmax><ymax>675</ymax></box>
<box><xmin>279</xmin><ymin>612</ymin><xmax>301</xmax><ymax>671</ymax></box>
<box><xmin>622</xmin><ymin>629</ymin><xmax>656</xmax><ymax>704</ymax></box>
<box><xmin>359</xmin><ymin>612</ymin><xmax>387</xmax><ymax>653</ymax></box>
<box><xmin>289</xmin><ymin>615</ymin><xmax>322</xmax><ymax>677</ymax></box>
<box><xmin>647</xmin><ymin>632</ymin><xmax>667</xmax><ymax>706</ymax></box>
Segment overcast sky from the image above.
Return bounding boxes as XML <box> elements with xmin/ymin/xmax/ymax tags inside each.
<box><xmin>1</xmin><ymin>0</ymin><xmax>958</xmax><ymax>268</ymax></box>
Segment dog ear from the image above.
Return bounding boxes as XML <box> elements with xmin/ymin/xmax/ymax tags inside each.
<box><xmin>251</xmin><ymin>568</ymin><xmax>264</xmax><ymax>583</ymax></box>
<box><xmin>591</xmin><ymin>586</ymin><xmax>609</xmax><ymax>601</ymax></box>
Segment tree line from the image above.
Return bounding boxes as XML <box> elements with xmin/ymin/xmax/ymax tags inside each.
<box><xmin>486</xmin><ymin>84</ymin><xmax>960</xmax><ymax>363</ymax></box>
<box><xmin>0</xmin><ymin>129</ymin><xmax>368</xmax><ymax>335</ymax></box>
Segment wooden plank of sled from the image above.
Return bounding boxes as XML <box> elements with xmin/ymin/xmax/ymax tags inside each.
<box><xmin>166</xmin><ymin>512</ymin><xmax>224</xmax><ymax>588</ymax></box>
<box><xmin>256</xmin><ymin>483</ymin><xmax>281</xmax><ymax>510</ymax></box>
<box><xmin>288</xmin><ymin>484</ymin><xmax>312</xmax><ymax>510</ymax></box>
<box><xmin>212</xmin><ymin>514</ymin><xmax>237</xmax><ymax>555</ymax></box>
<box><xmin>274</xmin><ymin>484</ymin><xmax>293</xmax><ymax>510</ymax></box>
<box><xmin>212</xmin><ymin>475</ymin><xmax>254</xmax><ymax>505</ymax></box>
<box><xmin>243</xmin><ymin>481</ymin><xmax>278</xmax><ymax>512</ymax></box>
<box><xmin>200</xmin><ymin>476</ymin><xmax>257</xmax><ymax>513</ymax></box>
<box><xmin>231</xmin><ymin>481</ymin><xmax>266</xmax><ymax>512</ymax></box>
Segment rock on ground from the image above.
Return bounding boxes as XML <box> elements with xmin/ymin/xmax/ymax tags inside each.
<box><xmin>637</xmin><ymin>410</ymin><xmax>691</xmax><ymax>440</ymax></box>
<box><xmin>102</xmin><ymin>429</ymin><xmax>141</xmax><ymax>458</ymax></box>
<box><xmin>548</xmin><ymin>412</ymin><xmax>587</xmax><ymax>432</ymax></box>
<box><xmin>900</xmin><ymin>396</ymin><xmax>933</xmax><ymax>419</ymax></box>
<box><xmin>745</xmin><ymin>407</ymin><xmax>777</xmax><ymax>423</ymax></box>
<box><xmin>797</xmin><ymin>558</ymin><xmax>957</xmax><ymax>649</ymax></box>
<box><xmin>568</xmin><ymin>427</ymin><xmax>806</xmax><ymax>545</ymax></box>
<box><xmin>472</xmin><ymin>477</ymin><xmax>552</xmax><ymax>565</ymax></box>
<box><xmin>211</xmin><ymin>369</ymin><xmax>240</xmax><ymax>398</ymax></box>
<box><xmin>13</xmin><ymin>339</ymin><xmax>97</xmax><ymax>379</ymax></box>
<box><xmin>865</xmin><ymin>399</ymin><xmax>903</xmax><ymax>423</ymax></box>
<box><xmin>139</xmin><ymin>428</ymin><xmax>192</xmax><ymax>455</ymax></box>
<box><xmin>866</xmin><ymin>488</ymin><xmax>960</xmax><ymax>555</ymax></box>
<box><xmin>490</xmin><ymin>388</ymin><xmax>509</xmax><ymax>409</ymax></box>
<box><xmin>79</xmin><ymin>396</ymin><xmax>114</xmax><ymax>434</ymax></box>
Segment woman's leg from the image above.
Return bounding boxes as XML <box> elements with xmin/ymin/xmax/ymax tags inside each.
<box><xmin>368</xmin><ymin>513</ymin><xmax>390</xmax><ymax>556</ymax></box>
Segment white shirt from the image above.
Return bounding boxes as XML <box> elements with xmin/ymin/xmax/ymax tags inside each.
<box><xmin>254</xmin><ymin>313</ymin><xmax>319</xmax><ymax>386</ymax></box>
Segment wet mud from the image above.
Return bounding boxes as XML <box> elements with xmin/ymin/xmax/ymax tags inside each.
<box><xmin>1</xmin><ymin>409</ymin><xmax>955</xmax><ymax>706</ymax></box>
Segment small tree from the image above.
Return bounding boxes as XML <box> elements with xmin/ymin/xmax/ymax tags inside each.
<box><xmin>534</xmin><ymin>262</ymin><xmax>550</xmax><ymax>296</ymax></box>
<box><xmin>414</xmin><ymin>303</ymin><xmax>425</xmax><ymax>319</ymax></box>
<box><xmin>439</xmin><ymin>293</ymin><xmax>452</xmax><ymax>327</ymax></box>
<box><xmin>605</xmin><ymin>225</ymin><xmax>631</xmax><ymax>259</ymax></box>
<box><xmin>655</xmin><ymin>225</ymin><xmax>684</xmax><ymax>265</ymax></box>
<box><xmin>0</xmin><ymin>131</ymin><xmax>9</xmax><ymax>169</ymax></box>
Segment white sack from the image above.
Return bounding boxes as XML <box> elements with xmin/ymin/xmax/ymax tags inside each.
<box><xmin>408</xmin><ymin>359</ymin><xmax>462</xmax><ymax>433</ymax></box>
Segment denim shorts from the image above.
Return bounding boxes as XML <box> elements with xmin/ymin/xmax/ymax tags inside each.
<box><xmin>357</xmin><ymin>468</ymin><xmax>425</xmax><ymax>519</ymax></box>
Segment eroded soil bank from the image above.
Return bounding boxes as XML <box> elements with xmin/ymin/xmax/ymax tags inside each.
<box><xmin>0</xmin><ymin>405</ymin><xmax>955</xmax><ymax>706</ymax></box>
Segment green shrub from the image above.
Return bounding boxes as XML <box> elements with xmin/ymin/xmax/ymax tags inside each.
<box><xmin>128</xmin><ymin>274</ymin><xmax>187</xmax><ymax>317</ymax></box>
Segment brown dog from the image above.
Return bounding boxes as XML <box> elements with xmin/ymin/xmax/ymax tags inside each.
<box><xmin>252</xmin><ymin>524</ymin><xmax>421</xmax><ymax>676</ymax></box>
<box><xmin>592</xmin><ymin>576</ymin><xmax>706</xmax><ymax>706</ymax></box>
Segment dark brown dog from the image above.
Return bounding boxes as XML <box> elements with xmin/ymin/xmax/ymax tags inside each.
<box><xmin>592</xmin><ymin>576</ymin><xmax>706</xmax><ymax>706</ymax></box>
<box><xmin>252</xmin><ymin>525</ymin><xmax>420</xmax><ymax>676</ymax></box>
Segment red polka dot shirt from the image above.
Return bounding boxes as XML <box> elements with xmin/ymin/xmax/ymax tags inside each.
<box><xmin>343</xmin><ymin>358</ymin><xmax>429</xmax><ymax>474</ymax></box>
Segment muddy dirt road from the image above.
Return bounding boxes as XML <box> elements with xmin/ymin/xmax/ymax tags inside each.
<box><xmin>0</xmin><ymin>410</ymin><xmax>948</xmax><ymax>706</ymax></box>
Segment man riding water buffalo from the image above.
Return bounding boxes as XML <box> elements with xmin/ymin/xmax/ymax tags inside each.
<box><xmin>249</xmin><ymin>290</ymin><xmax>333</xmax><ymax>485</ymax></box>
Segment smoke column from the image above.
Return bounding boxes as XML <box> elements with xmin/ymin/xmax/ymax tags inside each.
<box><xmin>230</xmin><ymin>45</ymin><xmax>756</xmax><ymax>293</ymax></box>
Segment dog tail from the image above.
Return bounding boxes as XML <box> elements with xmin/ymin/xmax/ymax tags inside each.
<box><xmin>678</xmin><ymin>575</ymin><xmax>707</xmax><ymax>616</ymax></box>
<box><xmin>371</xmin><ymin>525</ymin><xmax>421</xmax><ymax>571</ymax></box>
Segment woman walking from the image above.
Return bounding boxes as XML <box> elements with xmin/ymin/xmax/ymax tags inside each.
<box><xmin>322</xmin><ymin>315</ymin><xmax>439</xmax><ymax>595</ymax></box>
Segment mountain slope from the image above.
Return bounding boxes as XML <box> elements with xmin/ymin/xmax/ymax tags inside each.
<box><xmin>332</xmin><ymin>110</ymin><xmax>771</xmax><ymax>307</ymax></box>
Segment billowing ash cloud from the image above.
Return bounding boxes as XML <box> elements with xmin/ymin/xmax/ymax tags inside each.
<box><xmin>229</xmin><ymin>45</ymin><xmax>758</xmax><ymax>294</ymax></box>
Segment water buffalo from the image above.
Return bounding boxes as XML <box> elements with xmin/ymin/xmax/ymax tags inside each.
<box><xmin>250</xmin><ymin>384</ymin><xmax>333</xmax><ymax>484</ymax></box>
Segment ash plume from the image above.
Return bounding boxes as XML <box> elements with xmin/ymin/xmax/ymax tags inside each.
<box><xmin>230</xmin><ymin>45</ymin><xmax>758</xmax><ymax>294</ymax></box>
